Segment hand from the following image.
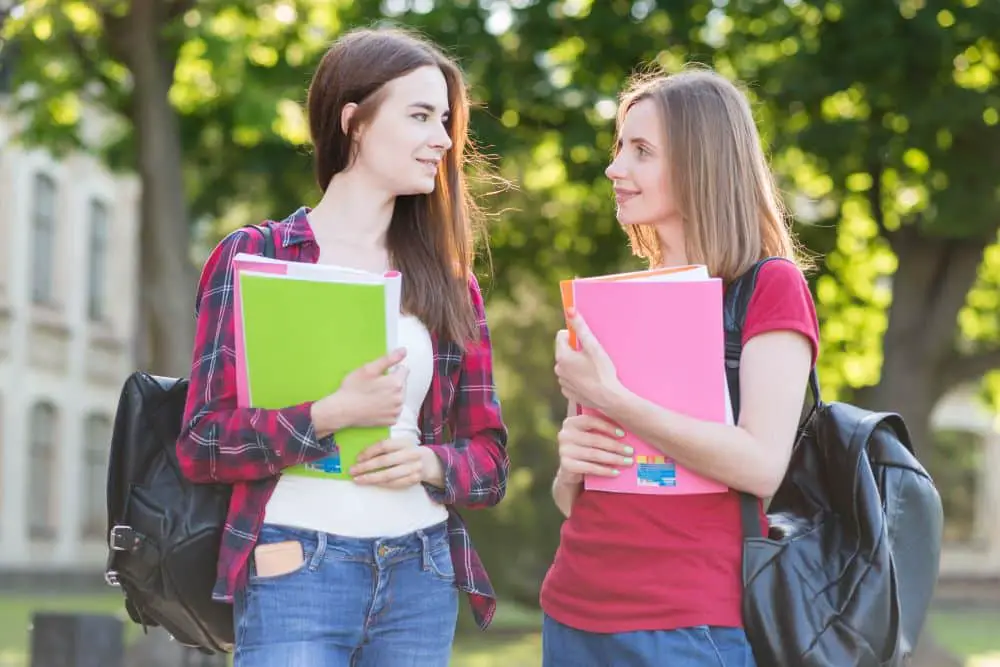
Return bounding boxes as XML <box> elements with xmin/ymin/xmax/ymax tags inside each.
<box><xmin>554</xmin><ymin>309</ymin><xmax>624</xmax><ymax>412</ymax></box>
<box><xmin>311</xmin><ymin>348</ymin><xmax>408</xmax><ymax>435</ymax></box>
<box><xmin>556</xmin><ymin>413</ymin><xmax>634</xmax><ymax>485</ymax></box>
<box><xmin>350</xmin><ymin>437</ymin><xmax>434</xmax><ymax>489</ymax></box>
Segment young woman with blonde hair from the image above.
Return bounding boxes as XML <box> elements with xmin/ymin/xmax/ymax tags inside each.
<box><xmin>541</xmin><ymin>66</ymin><xmax>819</xmax><ymax>666</ymax></box>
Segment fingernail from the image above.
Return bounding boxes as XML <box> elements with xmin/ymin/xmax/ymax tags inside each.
<box><xmin>612</xmin><ymin>469</ymin><xmax>620</xmax><ymax>475</ymax></box>
<box><xmin>623</xmin><ymin>457</ymin><xmax>633</xmax><ymax>465</ymax></box>
<box><xmin>623</xmin><ymin>445</ymin><xmax>633</xmax><ymax>454</ymax></box>
<box><xmin>616</xmin><ymin>429</ymin><xmax>626</xmax><ymax>438</ymax></box>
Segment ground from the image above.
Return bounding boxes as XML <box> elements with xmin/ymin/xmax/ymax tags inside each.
<box><xmin>0</xmin><ymin>593</ymin><xmax>997</xmax><ymax>666</ymax></box>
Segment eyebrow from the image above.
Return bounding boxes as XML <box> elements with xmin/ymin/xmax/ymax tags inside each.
<box><xmin>616</xmin><ymin>136</ymin><xmax>656</xmax><ymax>150</ymax></box>
<box><xmin>411</xmin><ymin>102</ymin><xmax>450</xmax><ymax>118</ymax></box>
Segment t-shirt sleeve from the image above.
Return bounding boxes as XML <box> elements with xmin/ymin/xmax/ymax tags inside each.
<box><xmin>741</xmin><ymin>259</ymin><xmax>820</xmax><ymax>365</ymax></box>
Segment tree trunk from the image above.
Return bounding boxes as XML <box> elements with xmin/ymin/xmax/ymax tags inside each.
<box><xmin>858</xmin><ymin>228</ymin><xmax>988</xmax><ymax>461</ymax></box>
<box><xmin>104</xmin><ymin>0</ymin><xmax>196</xmax><ymax>377</ymax></box>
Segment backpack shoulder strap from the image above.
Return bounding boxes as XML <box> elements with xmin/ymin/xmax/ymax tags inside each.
<box><xmin>724</xmin><ymin>257</ymin><xmax>820</xmax><ymax>420</ymax></box>
<box><xmin>724</xmin><ymin>257</ymin><xmax>822</xmax><ymax>541</ymax></box>
<box><xmin>242</xmin><ymin>223</ymin><xmax>276</xmax><ymax>259</ymax></box>
<box><xmin>723</xmin><ymin>258</ymin><xmax>780</xmax><ymax>421</ymax></box>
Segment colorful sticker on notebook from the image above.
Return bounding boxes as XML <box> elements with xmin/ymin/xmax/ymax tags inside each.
<box><xmin>636</xmin><ymin>455</ymin><xmax>678</xmax><ymax>488</ymax></box>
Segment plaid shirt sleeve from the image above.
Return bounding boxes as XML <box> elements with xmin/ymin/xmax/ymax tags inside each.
<box><xmin>176</xmin><ymin>228</ymin><xmax>337</xmax><ymax>484</ymax></box>
<box><xmin>423</xmin><ymin>275</ymin><xmax>509</xmax><ymax>508</ymax></box>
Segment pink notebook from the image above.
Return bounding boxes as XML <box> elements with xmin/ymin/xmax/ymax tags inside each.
<box><xmin>570</xmin><ymin>277</ymin><xmax>729</xmax><ymax>495</ymax></box>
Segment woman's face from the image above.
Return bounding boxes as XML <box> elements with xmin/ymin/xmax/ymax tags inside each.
<box><xmin>605</xmin><ymin>98</ymin><xmax>680</xmax><ymax>228</ymax></box>
<box><xmin>349</xmin><ymin>65</ymin><xmax>454</xmax><ymax>196</ymax></box>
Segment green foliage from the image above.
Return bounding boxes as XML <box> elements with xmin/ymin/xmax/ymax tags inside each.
<box><xmin>722</xmin><ymin>0</ymin><xmax>1000</xmax><ymax>399</ymax></box>
<box><xmin>6</xmin><ymin>0</ymin><xmax>1000</xmax><ymax>607</ymax></box>
<box><xmin>462</xmin><ymin>272</ymin><xmax>568</xmax><ymax>607</ymax></box>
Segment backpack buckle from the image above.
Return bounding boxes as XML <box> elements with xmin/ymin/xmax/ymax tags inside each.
<box><xmin>105</xmin><ymin>570</ymin><xmax>120</xmax><ymax>586</ymax></box>
<box><xmin>109</xmin><ymin>525</ymin><xmax>138</xmax><ymax>551</ymax></box>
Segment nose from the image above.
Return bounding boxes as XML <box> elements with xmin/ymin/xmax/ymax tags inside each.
<box><xmin>431</xmin><ymin>122</ymin><xmax>453</xmax><ymax>151</ymax></box>
<box><xmin>606</xmin><ymin>153</ymin><xmax>626</xmax><ymax>181</ymax></box>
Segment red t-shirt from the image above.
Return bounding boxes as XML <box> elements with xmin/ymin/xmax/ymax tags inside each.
<box><xmin>540</xmin><ymin>259</ymin><xmax>820</xmax><ymax>633</ymax></box>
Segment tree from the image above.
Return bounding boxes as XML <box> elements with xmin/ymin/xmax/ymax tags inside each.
<box><xmin>1</xmin><ymin>0</ymin><xmax>351</xmax><ymax>376</ymax></box>
<box><xmin>722</xmin><ymin>0</ymin><xmax>1000</xmax><ymax>458</ymax></box>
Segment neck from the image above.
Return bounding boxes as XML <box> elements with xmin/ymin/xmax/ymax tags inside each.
<box><xmin>309</xmin><ymin>169</ymin><xmax>396</xmax><ymax>252</ymax></box>
<box><xmin>654</xmin><ymin>220</ymin><xmax>689</xmax><ymax>268</ymax></box>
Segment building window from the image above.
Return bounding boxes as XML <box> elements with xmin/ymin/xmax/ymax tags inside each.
<box><xmin>28</xmin><ymin>401</ymin><xmax>58</xmax><ymax>540</ymax></box>
<box><xmin>87</xmin><ymin>200</ymin><xmax>108</xmax><ymax>321</ymax></box>
<box><xmin>31</xmin><ymin>174</ymin><xmax>57</xmax><ymax>304</ymax></box>
<box><xmin>82</xmin><ymin>414</ymin><xmax>110</xmax><ymax>540</ymax></box>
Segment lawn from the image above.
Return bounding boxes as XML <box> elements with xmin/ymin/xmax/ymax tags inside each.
<box><xmin>0</xmin><ymin>593</ymin><xmax>997</xmax><ymax>667</ymax></box>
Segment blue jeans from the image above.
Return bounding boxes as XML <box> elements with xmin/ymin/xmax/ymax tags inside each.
<box><xmin>234</xmin><ymin>521</ymin><xmax>458</xmax><ymax>667</ymax></box>
<box><xmin>542</xmin><ymin>614</ymin><xmax>756</xmax><ymax>667</ymax></box>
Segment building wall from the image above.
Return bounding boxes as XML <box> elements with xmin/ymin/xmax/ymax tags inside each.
<box><xmin>0</xmin><ymin>107</ymin><xmax>139</xmax><ymax>572</ymax></box>
<box><xmin>932</xmin><ymin>385</ymin><xmax>1000</xmax><ymax>579</ymax></box>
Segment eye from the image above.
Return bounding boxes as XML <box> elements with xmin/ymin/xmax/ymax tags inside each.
<box><xmin>412</xmin><ymin>112</ymin><xmax>429</xmax><ymax>122</ymax></box>
<box><xmin>636</xmin><ymin>144</ymin><xmax>649</xmax><ymax>157</ymax></box>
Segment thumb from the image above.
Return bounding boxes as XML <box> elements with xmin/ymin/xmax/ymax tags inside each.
<box><xmin>568</xmin><ymin>311</ymin><xmax>600</xmax><ymax>355</ymax></box>
<box><xmin>363</xmin><ymin>347</ymin><xmax>407</xmax><ymax>376</ymax></box>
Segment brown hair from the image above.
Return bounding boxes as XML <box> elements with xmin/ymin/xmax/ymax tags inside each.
<box><xmin>615</xmin><ymin>65</ymin><xmax>811</xmax><ymax>281</ymax></box>
<box><xmin>307</xmin><ymin>27</ymin><xmax>483</xmax><ymax>344</ymax></box>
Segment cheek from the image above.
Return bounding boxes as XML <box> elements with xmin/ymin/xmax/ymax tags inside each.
<box><xmin>638</xmin><ymin>163</ymin><xmax>674</xmax><ymax>212</ymax></box>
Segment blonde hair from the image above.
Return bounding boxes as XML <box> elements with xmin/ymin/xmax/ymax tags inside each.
<box><xmin>616</xmin><ymin>64</ymin><xmax>811</xmax><ymax>281</ymax></box>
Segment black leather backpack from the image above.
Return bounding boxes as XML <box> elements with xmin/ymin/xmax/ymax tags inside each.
<box><xmin>724</xmin><ymin>258</ymin><xmax>944</xmax><ymax>667</ymax></box>
<box><xmin>104</xmin><ymin>224</ymin><xmax>275</xmax><ymax>654</ymax></box>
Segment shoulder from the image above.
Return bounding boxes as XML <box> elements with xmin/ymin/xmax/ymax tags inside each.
<box><xmin>753</xmin><ymin>258</ymin><xmax>811</xmax><ymax>295</ymax></box>
<box><xmin>465</xmin><ymin>271</ymin><xmax>487</xmax><ymax>311</ymax></box>
<box><xmin>743</xmin><ymin>258</ymin><xmax>819</xmax><ymax>362</ymax></box>
<box><xmin>194</xmin><ymin>226</ymin><xmax>268</xmax><ymax>312</ymax></box>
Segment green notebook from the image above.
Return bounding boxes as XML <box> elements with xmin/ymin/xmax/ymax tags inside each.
<box><xmin>238</xmin><ymin>270</ymin><xmax>396</xmax><ymax>480</ymax></box>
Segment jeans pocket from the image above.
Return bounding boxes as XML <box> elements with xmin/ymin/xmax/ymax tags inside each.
<box><xmin>423</xmin><ymin>537</ymin><xmax>455</xmax><ymax>583</ymax></box>
<box><xmin>248</xmin><ymin>525</ymin><xmax>323</xmax><ymax>584</ymax></box>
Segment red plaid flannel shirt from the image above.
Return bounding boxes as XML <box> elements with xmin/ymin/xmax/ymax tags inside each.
<box><xmin>176</xmin><ymin>208</ymin><xmax>509</xmax><ymax>628</ymax></box>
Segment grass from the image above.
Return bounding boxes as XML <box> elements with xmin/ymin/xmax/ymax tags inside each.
<box><xmin>0</xmin><ymin>594</ymin><xmax>998</xmax><ymax>666</ymax></box>
<box><xmin>928</xmin><ymin>610</ymin><xmax>1000</xmax><ymax>662</ymax></box>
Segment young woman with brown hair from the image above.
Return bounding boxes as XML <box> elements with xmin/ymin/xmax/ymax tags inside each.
<box><xmin>176</xmin><ymin>27</ymin><xmax>509</xmax><ymax>667</ymax></box>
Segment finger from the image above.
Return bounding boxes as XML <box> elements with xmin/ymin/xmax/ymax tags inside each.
<box><xmin>561</xmin><ymin>457</ymin><xmax>622</xmax><ymax>478</ymax></box>
<box><xmin>353</xmin><ymin>461</ymin><xmax>422</xmax><ymax>486</ymax></box>
<box><xmin>351</xmin><ymin>443</ymin><xmax>417</xmax><ymax>474</ymax></box>
<box><xmin>568</xmin><ymin>311</ymin><xmax>601</xmax><ymax>355</ymax></box>
<box><xmin>554</xmin><ymin>330</ymin><xmax>574</xmax><ymax>361</ymax></box>
<box><xmin>567</xmin><ymin>413</ymin><xmax>626</xmax><ymax>439</ymax></box>
<box><xmin>363</xmin><ymin>347</ymin><xmax>407</xmax><ymax>376</ymax></box>
<box><xmin>555</xmin><ymin>329</ymin><xmax>569</xmax><ymax>353</ymax></box>
<box><xmin>354</xmin><ymin>437</ymin><xmax>408</xmax><ymax>464</ymax></box>
<box><xmin>560</xmin><ymin>428</ymin><xmax>632</xmax><ymax>457</ymax></box>
<box><xmin>354</xmin><ymin>441</ymin><xmax>386</xmax><ymax>464</ymax></box>
<box><xmin>563</xmin><ymin>441</ymin><xmax>633</xmax><ymax>467</ymax></box>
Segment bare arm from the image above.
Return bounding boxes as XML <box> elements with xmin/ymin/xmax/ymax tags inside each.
<box><xmin>601</xmin><ymin>330</ymin><xmax>812</xmax><ymax>498</ymax></box>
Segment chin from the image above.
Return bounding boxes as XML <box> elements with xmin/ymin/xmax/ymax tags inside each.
<box><xmin>395</xmin><ymin>179</ymin><xmax>437</xmax><ymax>197</ymax></box>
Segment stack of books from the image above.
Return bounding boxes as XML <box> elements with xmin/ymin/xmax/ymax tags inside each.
<box><xmin>232</xmin><ymin>253</ymin><xmax>402</xmax><ymax>480</ymax></box>
<box><xmin>560</xmin><ymin>265</ymin><xmax>733</xmax><ymax>496</ymax></box>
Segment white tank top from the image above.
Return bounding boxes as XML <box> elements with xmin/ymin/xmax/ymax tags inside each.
<box><xmin>262</xmin><ymin>313</ymin><xmax>448</xmax><ymax>537</ymax></box>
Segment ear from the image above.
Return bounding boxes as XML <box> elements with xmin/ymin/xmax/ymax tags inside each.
<box><xmin>340</xmin><ymin>102</ymin><xmax>358</xmax><ymax>135</ymax></box>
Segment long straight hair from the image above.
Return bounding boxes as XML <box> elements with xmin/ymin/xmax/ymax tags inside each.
<box><xmin>616</xmin><ymin>65</ymin><xmax>810</xmax><ymax>281</ymax></box>
<box><xmin>307</xmin><ymin>27</ymin><xmax>483</xmax><ymax>345</ymax></box>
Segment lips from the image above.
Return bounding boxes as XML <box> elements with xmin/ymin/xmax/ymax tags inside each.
<box><xmin>614</xmin><ymin>188</ymin><xmax>638</xmax><ymax>205</ymax></box>
<box><xmin>417</xmin><ymin>158</ymin><xmax>441</xmax><ymax>173</ymax></box>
